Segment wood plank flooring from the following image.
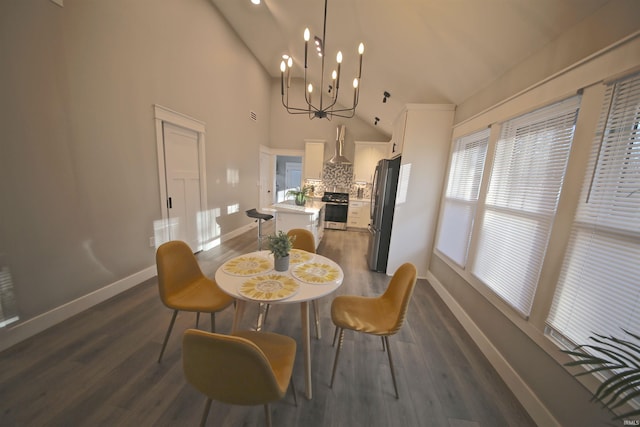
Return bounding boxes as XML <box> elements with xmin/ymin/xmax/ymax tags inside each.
<box><xmin>0</xmin><ymin>226</ymin><xmax>536</xmax><ymax>427</ymax></box>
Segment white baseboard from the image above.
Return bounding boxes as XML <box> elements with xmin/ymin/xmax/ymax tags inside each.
<box><xmin>0</xmin><ymin>223</ymin><xmax>258</xmax><ymax>353</ymax></box>
<box><xmin>0</xmin><ymin>266</ymin><xmax>156</xmax><ymax>353</ymax></box>
<box><xmin>425</xmin><ymin>271</ymin><xmax>560</xmax><ymax>427</ymax></box>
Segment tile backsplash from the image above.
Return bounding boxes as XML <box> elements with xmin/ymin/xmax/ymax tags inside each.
<box><xmin>304</xmin><ymin>163</ymin><xmax>372</xmax><ymax>200</ymax></box>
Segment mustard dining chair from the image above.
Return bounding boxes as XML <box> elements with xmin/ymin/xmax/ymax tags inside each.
<box><xmin>155</xmin><ymin>240</ymin><xmax>234</xmax><ymax>363</ymax></box>
<box><xmin>182</xmin><ymin>329</ymin><xmax>297</xmax><ymax>427</ymax></box>
<box><xmin>287</xmin><ymin>228</ymin><xmax>322</xmax><ymax>339</ymax></box>
<box><xmin>329</xmin><ymin>262</ymin><xmax>417</xmax><ymax>398</ymax></box>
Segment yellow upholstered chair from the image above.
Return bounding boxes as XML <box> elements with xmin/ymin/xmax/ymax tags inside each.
<box><xmin>182</xmin><ymin>329</ymin><xmax>297</xmax><ymax>427</ymax></box>
<box><xmin>156</xmin><ymin>240</ymin><xmax>234</xmax><ymax>363</ymax></box>
<box><xmin>287</xmin><ymin>228</ymin><xmax>322</xmax><ymax>339</ymax></box>
<box><xmin>329</xmin><ymin>262</ymin><xmax>417</xmax><ymax>398</ymax></box>
<box><xmin>287</xmin><ymin>228</ymin><xmax>315</xmax><ymax>253</ymax></box>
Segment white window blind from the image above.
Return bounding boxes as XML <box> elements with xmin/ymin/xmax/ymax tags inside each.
<box><xmin>472</xmin><ymin>96</ymin><xmax>581</xmax><ymax>316</ymax></box>
<box><xmin>436</xmin><ymin>128</ymin><xmax>489</xmax><ymax>266</ymax></box>
<box><xmin>547</xmin><ymin>72</ymin><xmax>640</xmax><ymax>345</ymax></box>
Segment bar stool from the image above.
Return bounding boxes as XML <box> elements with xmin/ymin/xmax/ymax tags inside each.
<box><xmin>246</xmin><ymin>208</ymin><xmax>274</xmax><ymax>331</ymax></box>
<box><xmin>245</xmin><ymin>208</ymin><xmax>274</xmax><ymax>251</ymax></box>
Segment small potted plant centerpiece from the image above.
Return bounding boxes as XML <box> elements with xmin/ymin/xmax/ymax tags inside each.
<box><xmin>286</xmin><ymin>185</ymin><xmax>312</xmax><ymax>206</ymax></box>
<box><xmin>266</xmin><ymin>231</ymin><xmax>295</xmax><ymax>271</ymax></box>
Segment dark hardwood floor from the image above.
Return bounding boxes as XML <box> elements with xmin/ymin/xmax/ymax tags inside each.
<box><xmin>0</xmin><ymin>225</ymin><xmax>536</xmax><ymax>427</ymax></box>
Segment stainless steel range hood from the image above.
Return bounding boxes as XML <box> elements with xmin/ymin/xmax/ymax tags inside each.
<box><xmin>326</xmin><ymin>125</ymin><xmax>351</xmax><ymax>165</ymax></box>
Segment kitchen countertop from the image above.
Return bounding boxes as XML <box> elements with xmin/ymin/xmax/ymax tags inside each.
<box><xmin>267</xmin><ymin>200</ymin><xmax>325</xmax><ymax>215</ymax></box>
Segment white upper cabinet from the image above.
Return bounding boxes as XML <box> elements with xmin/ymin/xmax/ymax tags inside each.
<box><xmin>390</xmin><ymin>111</ymin><xmax>407</xmax><ymax>155</ymax></box>
<box><xmin>303</xmin><ymin>141</ymin><xmax>325</xmax><ymax>180</ymax></box>
<box><xmin>353</xmin><ymin>141</ymin><xmax>390</xmax><ymax>183</ymax></box>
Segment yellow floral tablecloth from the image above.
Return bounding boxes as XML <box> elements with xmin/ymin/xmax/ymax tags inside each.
<box><xmin>238</xmin><ymin>274</ymin><xmax>300</xmax><ymax>301</ymax></box>
<box><xmin>221</xmin><ymin>255</ymin><xmax>272</xmax><ymax>276</ymax></box>
<box><xmin>289</xmin><ymin>248</ymin><xmax>314</xmax><ymax>264</ymax></box>
<box><xmin>292</xmin><ymin>262</ymin><xmax>341</xmax><ymax>284</ymax></box>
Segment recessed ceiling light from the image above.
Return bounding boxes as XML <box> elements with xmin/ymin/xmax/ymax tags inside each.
<box><xmin>251</xmin><ymin>0</ymin><xmax>260</xmax><ymax>5</ymax></box>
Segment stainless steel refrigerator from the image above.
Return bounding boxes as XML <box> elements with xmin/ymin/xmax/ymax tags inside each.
<box><xmin>367</xmin><ymin>156</ymin><xmax>401</xmax><ymax>272</ymax></box>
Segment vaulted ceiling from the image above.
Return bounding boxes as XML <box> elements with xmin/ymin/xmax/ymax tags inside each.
<box><xmin>209</xmin><ymin>0</ymin><xmax>610</xmax><ymax>135</ymax></box>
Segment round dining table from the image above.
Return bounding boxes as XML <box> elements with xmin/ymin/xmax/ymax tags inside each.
<box><xmin>214</xmin><ymin>249</ymin><xmax>344</xmax><ymax>399</ymax></box>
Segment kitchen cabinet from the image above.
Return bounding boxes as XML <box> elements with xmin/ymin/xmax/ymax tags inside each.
<box><xmin>354</xmin><ymin>141</ymin><xmax>389</xmax><ymax>183</ymax></box>
<box><xmin>389</xmin><ymin>111</ymin><xmax>407</xmax><ymax>155</ymax></box>
<box><xmin>271</xmin><ymin>201</ymin><xmax>325</xmax><ymax>248</ymax></box>
<box><xmin>347</xmin><ymin>200</ymin><xmax>371</xmax><ymax>229</ymax></box>
<box><xmin>386</xmin><ymin>104</ymin><xmax>455</xmax><ymax>277</ymax></box>
<box><xmin>303</xmin><ymin>141</ymin><xmax>325</xmax><ymax>180</ymax></box>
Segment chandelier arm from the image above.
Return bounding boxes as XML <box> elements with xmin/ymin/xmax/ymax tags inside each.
<box><xmin>282</xmin><ymin>89</ymin><xmax>321</xmax><ymax>114</ymax></box>
<box><xmin>328</xmin><ymin>110</ymin><xmax>356</xmax><ymax>119</ymax></box>
<box><xmin>327</xmin><ymin>94</ymin><xmax>358</xmax><ymax>114</ymax></box>
<box><xmin>280</xmin><ymin>0</ymin><xmax>362</xmax><ymax>121</ymax></box>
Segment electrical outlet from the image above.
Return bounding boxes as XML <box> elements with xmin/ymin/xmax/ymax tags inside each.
<box><xmin>149</xmin><ymin>236</ymin><xmax>155</xmax><ymax>247</ymax></box>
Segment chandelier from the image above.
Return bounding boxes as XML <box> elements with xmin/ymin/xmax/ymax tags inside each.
<box><xmin>280</xmin><ymin>0</ymin><xmax>364</xmax><ymax>120</ymax></box>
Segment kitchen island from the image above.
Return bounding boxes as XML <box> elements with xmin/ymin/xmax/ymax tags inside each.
<box><xmin>267</xmin><ymin>200</ymin><xmax>325</xmax><ymax>249</ymax></box>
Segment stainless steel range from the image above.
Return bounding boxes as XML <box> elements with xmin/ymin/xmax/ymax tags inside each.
<box><xmin>321</xmin><ymin>191</ymin><xmax>349</xmax><ymax>230</ymax></box>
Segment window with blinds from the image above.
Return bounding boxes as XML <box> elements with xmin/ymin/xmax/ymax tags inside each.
<box><xmin>436</xmin><ymin>128</ymin><xmax>489</xmax><ymax>267</ymax></box>
<box><xmin>547</xmin><ymin>72</ymin><xmax>640</xmax><ymax>346</ymax></box>
<box><xmin>472</xmin><ymin>96</ymin><xmax>581</xmax><ymax>316</ymax></box>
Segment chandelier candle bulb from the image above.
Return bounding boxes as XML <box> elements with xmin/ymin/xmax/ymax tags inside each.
<box><xmin>358</xmin><ymin>43</ymin><xmax>364</xmax><ymax>78</ymax></box>
<box><xmin>353</xmin><ymin>79</ymin><xmax>358</xmax><ymax>106</ymax></box>
<box><xmin>280</xmin><ymin>61</ymin><xmax>286</xmax><ymax>95</ymax></box>
<box><xmin>331</xmin><ymin>70</ymin><xmax>337</xmax><ymax>99</ymax></box>
<box><xmin>336</xmin><ymin>53</ymin><xmax>342</xmax><ymax>90</ymax></box>
<box><xmin>304</xmin><ymin>28</ymin><xmax>310</xmax><ymax>67</ymax></box>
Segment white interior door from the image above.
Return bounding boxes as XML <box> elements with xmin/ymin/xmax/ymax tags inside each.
<box><xmin>163</xmin><ymin>122</ymin><xmax>202</xmax><ymax>251</ymax></box>
<box><xmin>259</xmin><ymin>150</ymin><xmax>274</xmax><ymax>209</ymax></box>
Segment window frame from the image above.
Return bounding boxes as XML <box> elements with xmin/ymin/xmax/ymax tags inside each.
<box><xmin>469</xmin><ymin>96</ymin><xmax>582</xmax><ymax>317</ymax></box>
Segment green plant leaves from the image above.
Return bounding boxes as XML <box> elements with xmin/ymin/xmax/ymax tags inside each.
<box><xmin>562</xmin><ymin>329</ymin><xmax>640</xmax><ymax>420</ymax></box>
<box><xmin>266</xmin><ymin>231</ymin><xmax>294</xmax><ymax>258</ymax></box>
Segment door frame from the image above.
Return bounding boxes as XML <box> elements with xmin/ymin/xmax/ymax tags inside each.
<box><xmin>154</xmin><ymin>104</ymin><xmax>208</xmax><ymax>250</ymax></box>
<box><xmin>259</xmin><ymin>146</ymin><xmax>304</xmax><ymax>205</ymax></box>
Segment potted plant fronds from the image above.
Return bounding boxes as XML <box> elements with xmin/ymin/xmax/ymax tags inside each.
<box><xmin>266</xmin><ymin>231</ymin><xmax>295</xmax><ymax>271</ymax></box>
<box><xmin>562</xmin><ymin>329</ymin><xmax>640</xmax><ymax>420</ymax></box>
<box><xmin>286</xmin><ymin>186</ymin><xmax>312</xmax><ymax>206</ymax></box>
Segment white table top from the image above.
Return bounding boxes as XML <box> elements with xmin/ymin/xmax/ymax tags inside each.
<box><xmin>214</xmin><ymin>250</ymin><xmax>343</xmax><ymax>303</ymax></box>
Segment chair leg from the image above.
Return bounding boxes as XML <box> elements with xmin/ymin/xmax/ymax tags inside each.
<box><xmin>290</xmin><ymin>378</ymin><xmax>298</xmax><ymax>407</ymax></box>
<box><xmin>330</xmin><ymin>328</ymin><xmax>345</xmax><ymax>388</ymax></box>
<box><xmin>200</xmin><ymin>398</ymin><xmax>212</xmax><ymax>427</ymax></box>
<box><xmin>332</xmin><ymin>325</ymin><xmax>339</xmax><ymax>347</ymax></box>
<box><xmin>210</xmin><ymin>312</ymin><xmax>216</xmax><ymax>333</ymax></box>
<box><xmin>264</xmin><ymin>303</ymin><xmax>270</xmax><ymax>326</ymax></box>
<box><xmin>157</xmin><ymin>310</ymin><xmax>178</xmax><ymax>363</ymax></box>
<box><xmin>264</xmin><ymin>403</ymin><xmax>272</xmax><ymax>427</ymax></box>
<box><xmin>196</xmin><ymin>312</ymin><xmax>200</xmax><ymax>329</ymax></box>
<box><xmin>312</xmin><ymin>300</ymin><xmax>321</xmax><ymax>339</ymax></box>
<box><xmin>381</xmin><ymin>336</ymin><xmax>386</xmax><ymax>351</ymax></box>
<box><xmin>383</xmin><ymin>336</ymin><xmax>399</xmax><ymax>399</ymax></box>
<box><xmin>256</xmin><ymin>303</ymin><xmax>269</xmax><ymax>331</ymax></box>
